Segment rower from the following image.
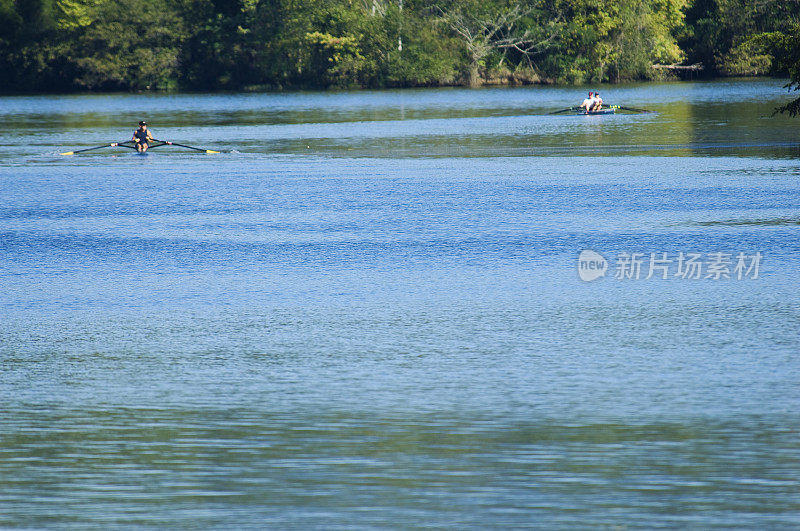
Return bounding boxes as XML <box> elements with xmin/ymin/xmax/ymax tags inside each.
<box><xmin>132</xmin><ymin>121</ymin><xmax>154</xmax><ymax>152</ymax></box>
<box><xmin>590</xmin><ymin>92</ymin><xmax>603</xmax><ymax>111</ymax></box>
<box><xmin>580</xmin><ymin>92</ymin><xmax>594</xmax><ymax>111</ymax></box>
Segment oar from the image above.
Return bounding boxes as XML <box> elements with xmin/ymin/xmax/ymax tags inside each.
<box><xmin>548</xmin><ymin>107</ymin><xmax>581</xmax><ymax>115</ymax></box>
<box><xmin>143</xmin><ymin>141</ymin><xmax>169</xmax><ymax>149</ymax></box>
<box><xmin>60</xmin><ymin>141</ymin><xmax>132</xmax><ymax>156</ymax></box>
<box><xmin>153</xmin><ymin>139</ymin><xmax>220</xmax><ymax>154</ymax></box>
<box><xmin>611</xmin><ymin>105</ymin><xmax>655</xmax><ymax>114</ymax></box>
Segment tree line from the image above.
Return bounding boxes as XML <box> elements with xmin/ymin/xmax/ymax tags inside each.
<box><xmin>0</xmin><ymin>0</ymin><xmax>798</xmax><ymax>95</ymax></box>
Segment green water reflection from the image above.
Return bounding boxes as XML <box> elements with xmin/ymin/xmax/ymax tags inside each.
<box><xmin>2</xmin><ymin>408</ymin><xmax>799</xmax><ymax>527</ymax></box>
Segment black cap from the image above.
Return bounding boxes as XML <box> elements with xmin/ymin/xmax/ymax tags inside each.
<box><xmin>139</xmin><ymin>121</ymin><xmax>147</xmax><ymax>126</ymax></box>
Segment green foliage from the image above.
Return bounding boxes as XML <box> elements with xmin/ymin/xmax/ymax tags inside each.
<box><xmin>754</xmin><ymin>26</ymin><xmax>800</xmax><ymax>116</ymax></box>
<box><xmin>67</xmin><ymin>3</ymin><xmax>185</xmax><ymax>90</ymax></box>
<box><xmin>0</xmin><ymin>0</ymin><xmax>797</xmax><ymax>91</ymax></box>
<box><xmin>384</xmin><ymin>11</ymin><xmax>460</xmax><ymax>86</ymax></box>
<box><xmin>721</xmin><ymin>39</ymin><xmax>773</xmax><ymax>76</ymax></box>
<box><xmin>0</xmin><ymin>0</ymin><xmax>23</xmax><ymax>40</ymax></box>
<box><xmin>682</xmin><ymin>0</ymin><xmax>800</xmax><ymax>74</ymax></box>
<box><xmin>305</xmin><ymin>31</ymin><xmax>367</xmax><ymax>87</ymax></box>
<box><xmin>493</xmin><ymin>0</ymin><xmax>687</xmax><ymax>84</ymax></box>
<box><xmin>299</xmin><ymin>2</ymin><xmax>389</xmax><ymax>88</ymax></box>
<box><xmin>177</xmin><ymin>0</ymin><xmax>265</xmax><ymax>89</ymax></box>
<box><xmin>56</xmin><ymin>0</ymin><xmax>97</xmax><ymax>30</ymax></box>
<box><xmin>0</xmin><ymin>0</ymin><xmax>62</xmax><ymax>90</ymax></box>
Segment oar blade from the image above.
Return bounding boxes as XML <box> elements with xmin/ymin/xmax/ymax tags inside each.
<box><xmin>205</xmin><ymin>150</ymin><xmax>220</xmax><ymax>154</ymax></box>
<box><xmin>60</xmin><ymin>151</ymin><xmax>75</xmax><ymax>156</ymax></box>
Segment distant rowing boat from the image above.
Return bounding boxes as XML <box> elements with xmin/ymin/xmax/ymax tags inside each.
<box><xmin>548</xmin><ymin>105</ymin><xmax>654</xmax><ymax>116</ymax></box>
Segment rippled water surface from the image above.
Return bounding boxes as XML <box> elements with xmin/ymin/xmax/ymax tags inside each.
<box><xmin>1</xmin><ymin>79</ymin><xmax>800</xmax><ymax>528</ymax></box>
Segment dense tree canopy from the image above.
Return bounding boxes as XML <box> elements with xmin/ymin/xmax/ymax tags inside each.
<box><xmin>755</xmin><ymin>24</ymin><xmax>800</xmax><ymax>116</ymax></box>
<box><xmin>0</xmin><ymin>0</ymin><xmax>797</xmax><ymax>92</ymax></box>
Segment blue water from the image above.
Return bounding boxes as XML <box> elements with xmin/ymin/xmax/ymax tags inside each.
<box><xmin>1</xmin><ymin>79</ymin><xmax>800</xmax><ymax>528</ymax></box>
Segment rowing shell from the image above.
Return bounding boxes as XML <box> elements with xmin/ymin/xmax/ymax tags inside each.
<box><xmin>578</xmin><ymin>108</ymin><xmax>615</xmax><ymax>115</ymax></box>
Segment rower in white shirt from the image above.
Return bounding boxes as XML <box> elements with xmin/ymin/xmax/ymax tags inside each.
<box><xmin>589</xmin><ymin>92</ymin><xmax>603</xmax><ymax>111</ymax></box>
<box><xmin>579</xmin><ymin>91</ymin><xmax>594</xmax><ymax>111</ymax></box>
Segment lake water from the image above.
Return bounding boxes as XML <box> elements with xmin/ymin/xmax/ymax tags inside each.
<box><xmin>1</xmin><ymin>79</ymin><xmax>799</xmax><ymax>528</ymax></box>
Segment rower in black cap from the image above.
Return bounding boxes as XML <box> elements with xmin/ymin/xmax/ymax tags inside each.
<box><xmin>132</xmin><ymin>121</ymin><xmax>154</xmax><ymax>152</ymax></box>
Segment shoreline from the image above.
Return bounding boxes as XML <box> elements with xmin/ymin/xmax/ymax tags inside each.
<box><xmin>0</xmin><ymin>75</ymin><xmax>790</xmax><ymax>98</ymax></box>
